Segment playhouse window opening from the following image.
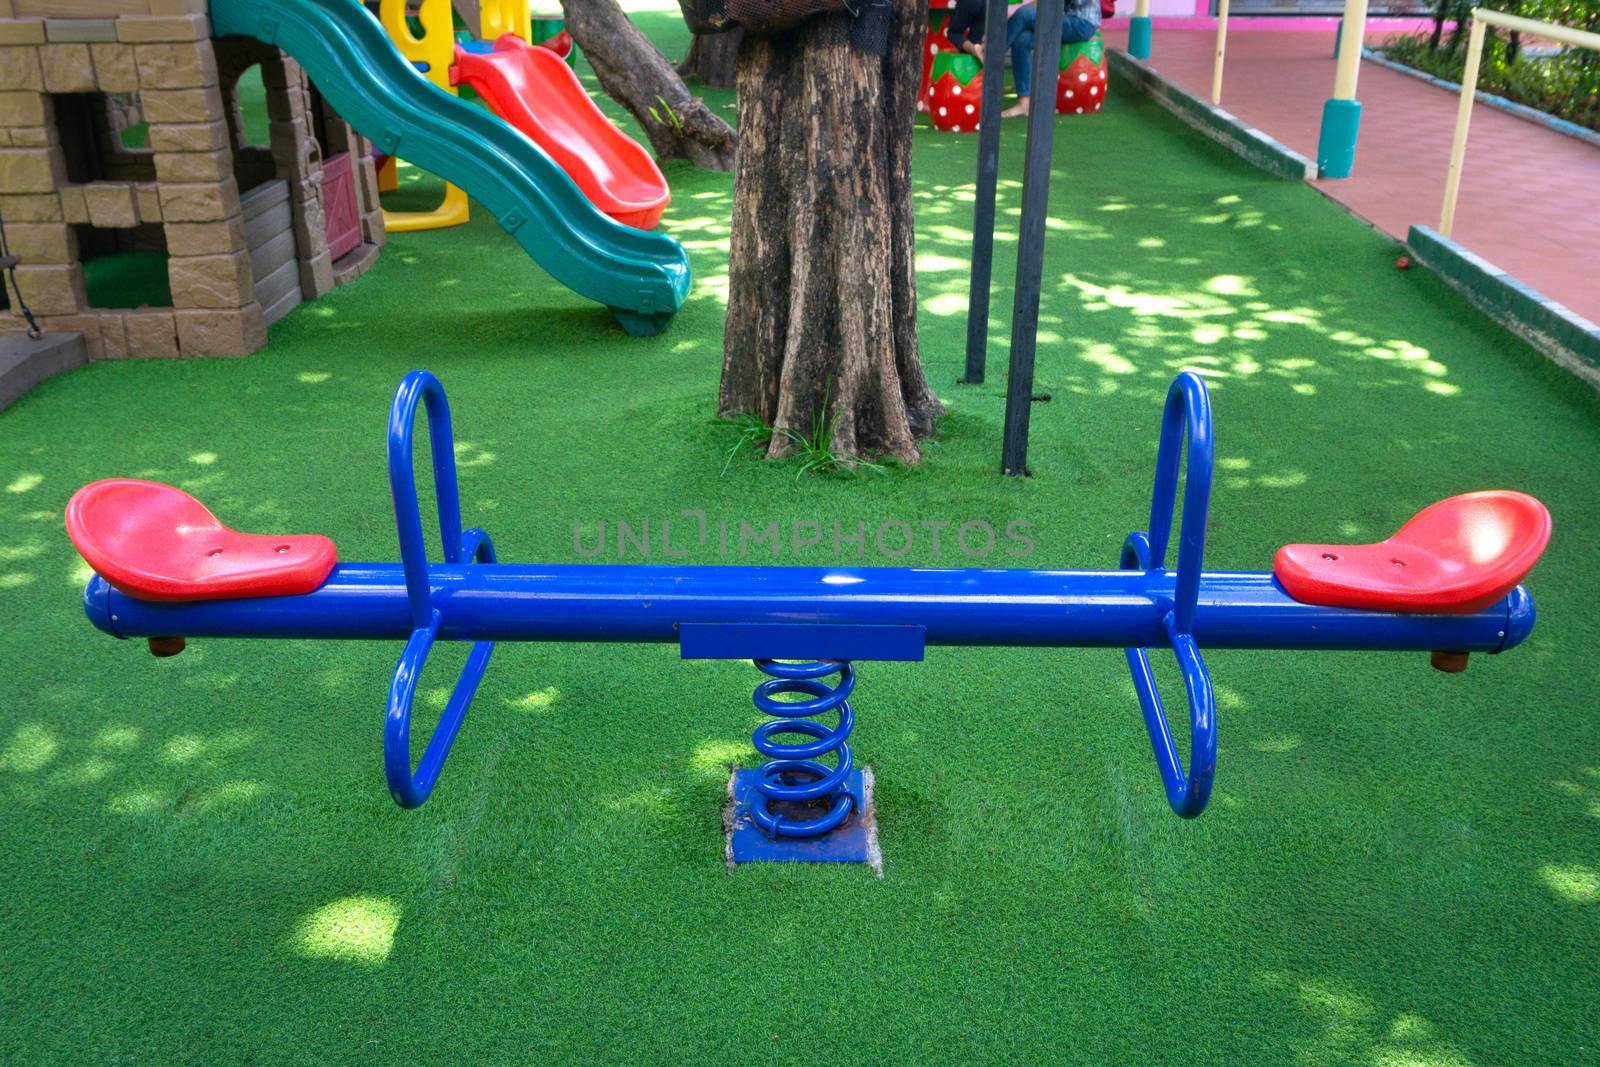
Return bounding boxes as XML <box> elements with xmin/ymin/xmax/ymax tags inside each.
<box><xmin>75</xmin><ymin>223</ymin><xmax>172</xmax><ymax>311</ymax></box>
<box><xmin>52</xmin><ymin>92</ymin><xmax>154</xmax><ymax>184</ymax></box>
<box><xmin>226</xmin><ymin>63</ymin><xmax>272</xmax><ymax>148</ymax></box>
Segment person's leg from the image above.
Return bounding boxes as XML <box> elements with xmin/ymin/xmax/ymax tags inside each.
<box><xmin>1001</xmin><ymin>5</ymin><xmax>1035</xmax><ymax>115</ymax></box>
<box><xmin>1060</xmin><ymin>15</ymin><xmax>1098</xmax><ymax>43</ymax></box>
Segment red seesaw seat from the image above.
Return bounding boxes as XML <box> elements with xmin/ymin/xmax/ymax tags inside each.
<box><xmin>66</xmin><ymin>479</ymin><xmax>337</xmax><ymax>603</ymax></box>
<box><xmin>1274</xmin><ymin>491</ymin><xmax>1550</xmax><ymax>614</ymax></box>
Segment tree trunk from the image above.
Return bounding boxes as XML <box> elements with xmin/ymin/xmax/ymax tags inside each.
<box><xmin>1445</xmin><ymin>0</ymin><xmax>1470</xmax><ymax>55</ymax></box>
<box><xmin>1428</xmin><ymin>0</ymin><xmax>1446</xmax><ymax>50</ymax></box>
<box><xmin>678</xmin><ymin>28</ymin><xmax>745</xmax><ymax>87</ymax></box>
<box><xmin>718</xmin><ymin>0</ymin><xmax>941</xmax><ymax>464</ymax></box>
<box><xmin>560</xmin><ymin>0</ymin><xmax>737</xmax><ymax>170</ymax></box>
<box><xmin>452</xmin><ymin>0</ymin><xmax>480</xmax><ymax>31</ymax></box>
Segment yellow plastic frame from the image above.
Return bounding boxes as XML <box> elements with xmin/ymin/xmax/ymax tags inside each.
<box><xmin>478</xmin><ymin>0</ymin><xmax>531</xmax><ymax>43</ymax></box>
<box><xmin>376</xmin><ymin>0</ymin><xmax>471</xmax><ymax>231</ymax></box>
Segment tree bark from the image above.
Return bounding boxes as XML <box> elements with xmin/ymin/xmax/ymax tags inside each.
<box><xmin>560</xmin><ymin>0</ymin><xmax>737</xmax><ymax>170</ymax></box>
<box><xmin>718</xmin><ymin>0</ymin><xmax>941</xmax><ymax>464</ymax></box>
<box><xmin>677</xmin><ymin>28</ymin><xmax>745</xmax><ymax>87</ymax></box>
<box><xmin>451</xmin><ymin>0</ymin><xmax>480</xmax><ymax>31</ymax></box>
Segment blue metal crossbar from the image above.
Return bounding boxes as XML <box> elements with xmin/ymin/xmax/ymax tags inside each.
<box><xmin>79</xmin><ymin>371</ymin><xmax>1540</xmax><ymax>822</ymax></box>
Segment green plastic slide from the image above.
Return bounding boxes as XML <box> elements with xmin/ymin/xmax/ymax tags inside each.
<box><xmin>210</xmin><ymin>0</ymin><xmax>689</xmax><ymax>336</ymax></box>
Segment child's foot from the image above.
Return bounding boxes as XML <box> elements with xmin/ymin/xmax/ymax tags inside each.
<box><xmin>1001</xmin><ymin>98</ymin><xmax>1031</xmax><ymax>117</ymax></box>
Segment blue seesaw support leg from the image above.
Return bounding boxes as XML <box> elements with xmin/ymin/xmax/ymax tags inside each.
<box><xmin>682</xmin><ymin>626</ymin><xmax>922</xmax><ymax>867</ymax></box>
<box><xmin>726</xmin><ymin>768</ymin><xmax>878</xmax><ymax>867</ymax></box>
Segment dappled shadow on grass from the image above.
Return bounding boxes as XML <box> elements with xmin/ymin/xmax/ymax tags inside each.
<box><xmin>911</xmin><ymin>108</ymin><xmax>1464</xmax><ymax>411</ymax></box>
<box><xmin>895</xmin><ymin>87</ymin><xmax>1600</xmax><ymax>1066</ymax></box>
<box><xmin>2</xmin><ymin>43</ymin><xmax>1599</xmax><ymax>1065</ymax></box>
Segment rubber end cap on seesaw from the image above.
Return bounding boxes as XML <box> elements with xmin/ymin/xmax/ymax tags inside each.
<box><xmin>1431</xmin><ymin>650</ymin><xmax>1469</xmax><ymax>673</ymax></box>
<box><xmin>147</xmin><ymin>636</ymin><xmax>186</xmax><ymax>658</ymax></box>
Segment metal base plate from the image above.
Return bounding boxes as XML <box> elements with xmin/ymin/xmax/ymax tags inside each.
<box><xmin>725</xmin><ymin>766</ymin><xmax>882</xmax><ymax>875</ymax></box>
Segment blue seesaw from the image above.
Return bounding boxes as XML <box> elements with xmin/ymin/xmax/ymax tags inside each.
<box><xmin>65</xmin><ymin>371</ymin><xmax>1551</xmax><ymax>861</ymax></box>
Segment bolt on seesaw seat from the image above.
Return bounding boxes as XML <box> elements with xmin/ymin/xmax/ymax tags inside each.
<box><xmin>65</xmin><ymin>372</ymin><xmax>1551</xmax><ymax>861</ymax></box>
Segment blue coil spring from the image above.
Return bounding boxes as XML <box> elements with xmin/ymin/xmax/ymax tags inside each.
<box><xmin>749</xmin><ymin>659</ymin><xmax>857</xmax><ymax>838</ymax></box>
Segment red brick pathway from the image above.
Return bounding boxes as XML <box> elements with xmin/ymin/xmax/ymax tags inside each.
<box><xmin>1103</xmin><ymin>28</ymin><xmax>1600</xmax><ymax>325</ymax></box>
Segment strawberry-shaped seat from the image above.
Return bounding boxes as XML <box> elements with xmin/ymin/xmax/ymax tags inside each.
<box><xmin>1056</xmin><ymin>33</ymin><xmax>1108</xmax><ymax>115</ymax></box>
<box><xmin>537</xmin><ymin>28</ymin><xmax>572</xmax><ymax>61</ymax></box>
<box><xmin>928</xmin><ymin>51</ymin><xmax>982</xmax><ymax>132</ymax></box>
<box><xmin>531</xmin><ymin>11</ymin><xmax>573</xmax><ymax>63</ymax></box>
<box><xmin>1273</xmin><ymin>491</ymin><xmax>1550</xmax><ymax>614</ymax></box>
<box><xmin>920</xmin><ymin>9</ymin><xmax>959</xmax><ymax>114</ymax></box>
<box><xmin>66</xmin><ymin>479</ymin><xmax>337</xmax><ymax>603</ymax></box>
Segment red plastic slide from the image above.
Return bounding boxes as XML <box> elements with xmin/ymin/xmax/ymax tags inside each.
<box><xmin>452</xmin><ymin>34</ymin><xmax>670</xmax><ymax>230</ymax></box>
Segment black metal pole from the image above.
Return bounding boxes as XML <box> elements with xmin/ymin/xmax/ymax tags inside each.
<box><xmin>960</xmin><ymin>0</ymin><xmax>1010</xmax><ymax>385</ymax></box>
<box><xmin>999</xmin><ymin>0</ymin><xmax>1062</xmax><ymax>476</ymax></box>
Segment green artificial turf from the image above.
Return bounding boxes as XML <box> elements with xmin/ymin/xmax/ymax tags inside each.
<box><xmin>235</xmin><ymin>63</ymin><xmax>272</xmax><ymax>147</ymax></box>
<box><xmin>81</xmin><ymin>249</ymin><xmax>173</xmax><ymax>310</ymax></box>
<box><xmin>3</xmin><ymin>11</ymin><xmax>1598</xmax><ymax>1064</ymax></box>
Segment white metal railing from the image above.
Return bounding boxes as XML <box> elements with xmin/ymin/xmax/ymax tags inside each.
<box><xmin>1439</xmin><ymin>9</ymin><xmax>1600</xmax><ymax>236</ymax></box>
<box><xmin>1212</xmin><ymin>0</ymin><xmax>1230</xmax><ymax>104</ymax></box>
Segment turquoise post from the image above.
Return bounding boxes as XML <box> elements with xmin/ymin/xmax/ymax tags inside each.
<box><xmin>1320</xmin><ymin>0</ymin><xmax>1368</xmax><ymax>178</ymax></box>
<box><xmin>1332</xmin><ymin>16</ymin><xmax>1342</xmax><ymax>57</ymax></box>
<box><xmin>1316</xmin><ymin>98</ymin><xmax>1362</xmax><ymax>177</ymax></box>
<box><xmin>1129</xmin><ymin>15</ymin><xmax>1153</xmax><ymax>59</ymax></box>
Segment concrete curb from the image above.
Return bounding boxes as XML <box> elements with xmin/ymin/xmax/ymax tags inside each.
<box><xmin>1107</xmin><ymin>49</ymin><xmax>1318</xmax><ymax>181</ymax></box>
<box><xmin>1407</xmin><ymin>225</ymin><xmax>1600</xmax><ymax>388</ymax></box>
<box><xmin>1360</xmin><ymin>48</ymin><xmax>1600</xmax><ymax>150</ymax></box>
<box><xmin>0</xmin><ymin>331</ymin><xmax>88</xmax><ymax>414</ymax></box>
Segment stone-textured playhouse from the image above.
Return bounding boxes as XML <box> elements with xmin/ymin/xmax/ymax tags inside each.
<box><xmin>0</xmin><ymin>0</ymin><xmax>386</xmax><ymax>366</ymax></box>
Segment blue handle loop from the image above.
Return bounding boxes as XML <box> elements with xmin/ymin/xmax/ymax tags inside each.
<box><xmin>389</xmin><ymin>370</ymin><xmax>467</xmax><ymax>629</ymax></box>
<box><xmin>383</xmin><ymin>371</ymin><xmax>497</xmax><ymax>808</ymax></box>
<box><xmin>1145</xmin><ymin>371</ymin><xmax>1214</xmax><ymax>633</ymax></box>
<box><xmin>1121</xmin><ymin>372</ymin><xmax>1218</xmax><ymax>818</ymax></box>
